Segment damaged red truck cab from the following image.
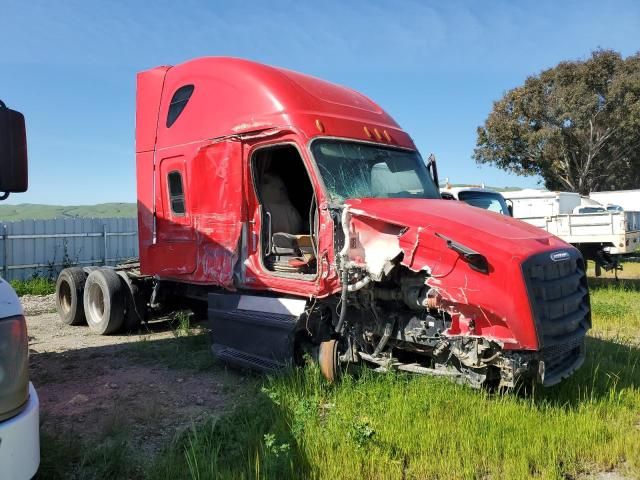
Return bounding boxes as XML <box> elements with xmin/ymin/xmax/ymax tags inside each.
<box><xmin>62</xmin><ymin>57</ymin><xmax>591</xmax><ymax>388</ymax></box>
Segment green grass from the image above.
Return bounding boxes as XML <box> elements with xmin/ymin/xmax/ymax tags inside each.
<box><xmin>37</xmin><ymin>414</ymin><xmax>145</xmax><ymax>480</ymax></box>
<box><xmin>150</xmin><ymin>337</ymin><xmax>640</xmax><ymax>480</ymax></box>
<box><xmin>39</xmin><ymin>266</ymin><xmax>640</xmax><ymax>479</ymax></box>
<box><xmin>589</xmin><ymin>280</ymin><xmax>640</xmax><ymax>341</ymax></box>
<box><xmin>0</xmin><ymin>202</ymin><xmax>136</xmax><ymax>221</ymax></box>
<box><xmin>10</xmin><ymin>277</ymin><xmax>55</xmax><ymax>296</ymax></box>
<box><xmin>148</xmin><ymin>275</ymin><xmax>640</xmax><ymax>480</ymax></box>
<box><xmin>128</xmin><ymin>313</ymin><xmax>218</xmax><ymax>371</ymax></box>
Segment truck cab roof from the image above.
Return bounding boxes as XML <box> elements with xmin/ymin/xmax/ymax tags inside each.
<box><xmin>137</xmin><ymin>57</ymin><xmax>415</xmax><ymax>153</ymax></box>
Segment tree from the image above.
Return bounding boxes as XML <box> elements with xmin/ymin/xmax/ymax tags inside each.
<box><xmin>474</xmin><ymin>50</ymin><xmax>640</xmax><ymax>195</ymax></box>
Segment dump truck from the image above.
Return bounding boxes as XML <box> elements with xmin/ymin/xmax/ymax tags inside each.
<box><xmin>0</xmin><ymin>100</ymin><xmax>40</xmax><ymax>479</ymax></box>
<box><xmin>55</xmin><ymin>57</ymin><xmax>591</xmax><ymax>388</ymax></box>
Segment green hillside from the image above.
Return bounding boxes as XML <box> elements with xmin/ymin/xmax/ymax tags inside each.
<box><xmin>0</xmin><ymin>203</ymin><xmax>137</xmax><ymax>221</ymax></box>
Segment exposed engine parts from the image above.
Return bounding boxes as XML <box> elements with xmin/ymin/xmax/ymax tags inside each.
<box><xmin>307</xmin><ymin>205</ymin><xmax>588</xmax><ymax>390</ymax></box>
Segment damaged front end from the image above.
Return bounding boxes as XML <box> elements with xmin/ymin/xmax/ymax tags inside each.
<box><xmin>328</xmin><ymin>200</ymin><xmax>591</xmax><ymax>389</ymax></box>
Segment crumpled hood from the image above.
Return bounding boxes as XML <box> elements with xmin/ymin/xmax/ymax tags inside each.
<box><xmin>344</xmin><ymin>198</ymin><xmax>577</xmax><ymax>349</ymax></box>
<box><xmin>346</xmin><ymin>197</ymin><xmax>563</xmax><ymax>247</ymax></box>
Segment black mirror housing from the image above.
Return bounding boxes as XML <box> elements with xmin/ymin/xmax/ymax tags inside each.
<box><xmin>0</xmin><ymin>101</ymin><xmax>28</xmax><ymax>194</ymax></box>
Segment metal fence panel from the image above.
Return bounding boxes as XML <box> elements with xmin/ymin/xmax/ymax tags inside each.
<box><xmin>0</xmin><ymin>217</ymin><xmax>138</xmax><ymax>281</ymax></box>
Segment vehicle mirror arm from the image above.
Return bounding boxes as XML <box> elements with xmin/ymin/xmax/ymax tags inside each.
<box><xmin>427</xmin><ymin>153</ymin><xmax>439</xmax><ymax>190</ymax></box>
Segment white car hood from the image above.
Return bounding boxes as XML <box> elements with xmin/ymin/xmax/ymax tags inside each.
<box><xmin>0</xmin><ymin>278</ymin><xmax>23</xmax><ymax>318</ymax></box>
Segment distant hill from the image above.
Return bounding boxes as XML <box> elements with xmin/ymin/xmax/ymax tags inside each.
<box><xmin>0</xmin><ymin>203</ymin><xmax>137</xmax><ymax>221</ymax></box>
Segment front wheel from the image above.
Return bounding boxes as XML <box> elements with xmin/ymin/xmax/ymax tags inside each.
<box><xmin>83</xmin><ymin>268</ymin><xmax>125</xmax><ymax>335</ymax></box>
<box><xmin>319</xmin><ymin>339</ymin><xmax>341</xmax><ymax>383</ymax></box>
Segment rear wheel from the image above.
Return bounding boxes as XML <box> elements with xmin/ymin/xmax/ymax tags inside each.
<box><xmin>319</xmin><ymin>339</ymin><xmax>341</xmax><ymax>383</ymax></box>
<box><xmin>56</xmin><ymin>267</ymin><xmax>87</xmax><ymax>325</ymax></box>
<box><xmin>83</xmin><ymin>268</ymin><xmax>125</xmax><ymax>335</ymax></box>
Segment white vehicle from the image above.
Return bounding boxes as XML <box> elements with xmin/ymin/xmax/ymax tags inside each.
<box><xmin>440</xmin><ymin>186</ymin><xmax>511</xmax><ymax>216</ymax></box>
<box><xmin>502</xmin><ymin>189</ymin><xmax>640</xmax><ymax>274</ymax></box>
<box><xmin>0</xmin><ymin>100</ymin><xmax>40</xmax><ymax>479</ymax></box>
<box><xmin>590</xmin><ymin>189</ymin><xmax>640</xmax><ymax>212</ymax></box>
<box><xmin>501</xmin><ymin>189</ymin><xmax>582</xmax><ymax>216</ymax></box>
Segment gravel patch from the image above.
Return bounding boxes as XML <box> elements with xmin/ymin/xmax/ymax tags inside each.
<box><xmin>20</xmin><ymin>294</ymin><xmax>56</xmax><ymax>316</ymax></box>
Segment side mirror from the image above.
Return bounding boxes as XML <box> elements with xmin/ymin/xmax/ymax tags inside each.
<box><xmin>0</xmin><ymin>101</ymin><xmax>28</xmax><ymax>199</ymax></box>
<box><xmin>506</xmin><ymin>199</ymin><xmax>514</xmax><ymax>217</ymax></box>
<box><xmin>426</xmin><ymin>153</ymin><xmax>439</xmax><ymax>191</ymax></box>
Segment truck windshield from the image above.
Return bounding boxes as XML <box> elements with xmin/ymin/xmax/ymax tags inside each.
<box><xmin>458</xmin><ymin>191</ymin><xmax>510</xmax><ymax>215</ymax></box>
<box><xmin>311</xmin><ymin>139</ymin><xmax>440</xmax><ymax>203</ymax></box>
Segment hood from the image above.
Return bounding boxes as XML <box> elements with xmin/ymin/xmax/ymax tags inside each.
<box><xmin>347</xmin><ymin>197</ymin><xmax>558</xmax><ymax>242</ymax></box>
<box><xmin>345</xmin><ymin>198</ymin><xmax>573</xmax><ymax>269</ymax></box>
<box><xmin>343</xmin><ymin>198</ymin><xmax>577</xmax><ymax>350</ymax></box>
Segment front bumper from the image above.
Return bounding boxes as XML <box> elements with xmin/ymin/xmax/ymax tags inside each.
<box><xmin>0</xmin><ymin>383</ymin><xmax>40</xmax><ymax>480</ymax></box>
<box><xmin>501</xmin><ymin>336</ymin><xmax>586</xmax><ymax>388</ymax></box>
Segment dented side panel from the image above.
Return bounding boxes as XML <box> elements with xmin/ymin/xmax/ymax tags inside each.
<box><xmin>188</xmin><ymin>140</ymin><xmax>245</xmax><ymax>287</ymax></box>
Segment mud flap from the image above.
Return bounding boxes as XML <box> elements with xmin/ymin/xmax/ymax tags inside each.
<box><xmin>207</xmin><ymin>293</ymin><xmax>306</xmax><ymax>372</ymax></box>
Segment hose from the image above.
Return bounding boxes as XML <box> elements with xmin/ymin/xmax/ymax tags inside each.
<box><xmin>335</xmin><ymin>266</ymin><xmax>349</xmax><ymax>334</ymax></box>
<box><xmin>335</xmin><ymin>206</ymin><xmax>351</xmax><ymax>334</ymax></box>
<box><xmin>347</xmin><ymin>275</ymin><xmax>371</xmax><ymax>292</ymax></box>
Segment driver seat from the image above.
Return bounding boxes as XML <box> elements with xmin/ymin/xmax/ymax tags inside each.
<box><xmin>260</xmin><ymin>174</ymin><xmax>315</xmax><ymax>272</ymax></box>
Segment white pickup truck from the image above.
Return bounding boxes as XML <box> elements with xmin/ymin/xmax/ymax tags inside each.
<box><xmin>442</xmin><ymin>186</ymin><xmax>639</xmax><ymax>274</ymax></box>
<box><xmin>502</xmin><ymin>189</ymin><xmax>640</xmax><ymax>273</ymax></box>
<box><xmin>0</xmin><ymin>100</ymin><xmax>40</xmax><ymax>479</ymax></box>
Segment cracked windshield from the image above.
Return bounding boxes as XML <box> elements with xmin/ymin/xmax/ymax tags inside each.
<box><xmin>311</xmin><ymin>140</ymin><xmax>440</xmax><ymax>203</ymax></box>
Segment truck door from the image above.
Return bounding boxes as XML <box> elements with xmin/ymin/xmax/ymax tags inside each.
<box><xmin>151</xmin><ymin>155</ymin><xmax>197</xmax><ymax>275</ymax></box>
<box><xmin>189</xmin><ymin>139</ymin><xmax>244</xmax><ymax>287</ymax></box>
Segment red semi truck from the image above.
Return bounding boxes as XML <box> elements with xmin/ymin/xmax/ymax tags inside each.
<box><xmin>55</xmin><ymin>57</ymin><xmax>591</xmax><ymax>388</ymax></box>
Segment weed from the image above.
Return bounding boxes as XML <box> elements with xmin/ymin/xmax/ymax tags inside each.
<box><xmin>10</xmin><ymin>277</ymin><xmax>55</xmax><ymax>296</ymax></box>
<box><xmin>145</xmin><ymin>277</ymin><xmax>640</xmax><ymax>480</ymax></box>
<box><xmin>36</xmin><ymin>416</ymin><xmax>144</xmax><ymax>480</ymax></box>
<box><xmin>38</xmin><ymin>262</ymin><xmax>640</xmax><ymax>479</ymax></box>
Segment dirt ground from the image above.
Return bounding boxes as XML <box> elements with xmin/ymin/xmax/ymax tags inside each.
<box><xmin>23</xmin><ymin>295</ymin><xmax>247</xmax><ymax>458</ymax></box>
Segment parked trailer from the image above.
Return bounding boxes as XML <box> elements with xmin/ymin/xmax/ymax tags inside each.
<box><xmin>589</xmin><ymin>189</ymin><xmax>640</xmax><ymax>212</ymax></box>
<box><xmin>502</xmin><ymin>190</ymin><xmax>640</xmax><ymax>274</ymax></box>
<box><xmin>55</xmin><ymin>57</ymin><xmax>591</xmax><ymax>389</ymax></box>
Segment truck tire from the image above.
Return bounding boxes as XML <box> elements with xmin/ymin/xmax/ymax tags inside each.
<box><xmin>319</xmin><ymin>339</ymin><xmax>341</xmax><ymax>383</ymax></box>
<box><xmin>55</xmin><ymin>267</ymin><xmax>87</xmax><ymax>325</ymax></box>
<box><xmin>83</xmin><ymin>268</ymin><xmax>125</xmax><ymax>335</ymax></box>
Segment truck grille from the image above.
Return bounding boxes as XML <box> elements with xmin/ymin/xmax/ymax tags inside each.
<box><xmin>521</xmin><ymin>249</ymin><xmax>591</xmax><ymax>385</ymax></box>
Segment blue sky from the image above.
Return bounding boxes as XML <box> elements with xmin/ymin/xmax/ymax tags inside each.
<box><xmin>1</xmin><ymin>0</ymin><xmax>639</xmax><ymax>205</ymax></box>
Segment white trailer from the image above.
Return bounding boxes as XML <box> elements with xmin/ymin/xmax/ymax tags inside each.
<box><xmin>589</xmin><ymin>189</ymin><xmax>640</xmax><ymax>212</ymax></box>
<box><xmin>502</xmin><ymin>190</ymin><xmax>640</xmax><ymax>274</ymax></box>
<box><xmin>500</xmin><ymin>189</ymin><xmax>582</xmax><ymax>217</ymax></box>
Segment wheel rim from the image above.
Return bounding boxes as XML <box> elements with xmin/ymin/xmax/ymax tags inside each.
<box><xmin>319</xmin><ymin>339</ymin><xmax>340</xmax><ymax>383</ymax></box>
<box><xmin>58</xmin><ymin>281</ymin><xmax>72</xmax><ymax>315</ymax></box>
<box><xmin>87</xmin><ymin>282</ymin><xmax>105</xmax><ymax>323</ymax></box>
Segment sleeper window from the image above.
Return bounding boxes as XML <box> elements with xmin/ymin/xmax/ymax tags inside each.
<box><xmin>168</xmin><ymin>171</ymin><xmax>186</xmax><ymax>215</ymax></box>
<box><xmin>166</xmin><ymin>85</ymin><xmax>194</xmax><ymax>127</ymax></box>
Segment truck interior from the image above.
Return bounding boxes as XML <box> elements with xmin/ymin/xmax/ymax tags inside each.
<box><xmin>252</xmin><ymin>144</ymin><xmax>317</xmax><ymax>275</ymax></box>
